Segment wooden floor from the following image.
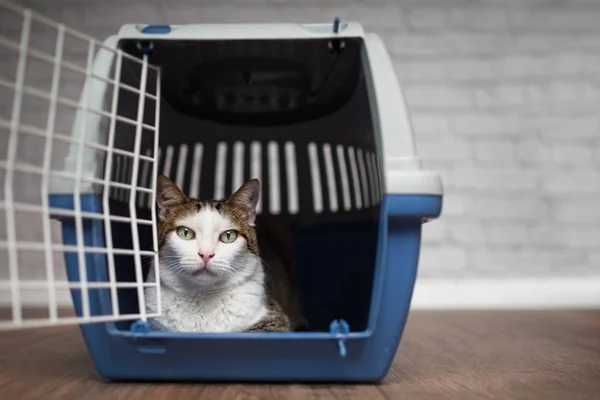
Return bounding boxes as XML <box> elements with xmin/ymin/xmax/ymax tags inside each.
<box><xmin>1</xmin><ymin>310</ymin><xmax>599</xmax><ymax>399</ymax></box>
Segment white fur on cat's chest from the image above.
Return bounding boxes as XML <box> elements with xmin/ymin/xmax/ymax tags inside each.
<box><xmin>145</xmin><ymin>269</ymin><xmax>268</xmax><ymax>333</ymax></box>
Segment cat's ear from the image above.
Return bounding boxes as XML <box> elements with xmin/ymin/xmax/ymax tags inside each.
<box><xmin>156</xmin><ymin>175</ymin><xmax>187</xmax><ymax>221</ymax></box>
<box><xmin>227</xmin><ymin>179</ymin><xmax>260</xmax><ymax>226</ymax></box>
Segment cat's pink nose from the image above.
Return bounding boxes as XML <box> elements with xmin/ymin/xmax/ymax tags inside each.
<box><xmin>199</xmin><ymin>252</ymin><xmax>215</xmax><ymax>264</ymax></box>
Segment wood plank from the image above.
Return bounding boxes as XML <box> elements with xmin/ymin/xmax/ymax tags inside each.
<box><xmin>0</xmin><ymin>310</ymin><xmax>599</xmax><ymax>399</ymax></box>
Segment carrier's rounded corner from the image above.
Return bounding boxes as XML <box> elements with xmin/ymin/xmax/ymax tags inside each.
<box><xmin>384</xmin><ymin>169</ymin><xmax>444</xmax><ymax>197</ymax></box>
<box><xmin>365</xmin><ymin>369</ymin><xmax>390</xmax><ymax>384</ymax></box>
<box><xmin>382</xmin><ymin>193</ymin><xmax>443</xmax><ymax>220</ymax></box>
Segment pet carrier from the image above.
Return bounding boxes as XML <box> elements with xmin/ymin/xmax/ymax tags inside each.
<box><xmin>0</xmin><ymin>1</ymin><xmax>443</xmax><ymax>382</ymax></box>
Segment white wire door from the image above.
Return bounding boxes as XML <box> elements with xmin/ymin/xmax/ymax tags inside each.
<box><xmin>0</xmin><ymin>1</ymin><xmax>161</xmax><ymax>330</ymax></box>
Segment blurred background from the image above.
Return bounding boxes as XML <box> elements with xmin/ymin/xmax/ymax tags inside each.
<box><xmin>1</xmin><ymin>0</ymin><xmax>599</xmax><ymax>309</ymax></box>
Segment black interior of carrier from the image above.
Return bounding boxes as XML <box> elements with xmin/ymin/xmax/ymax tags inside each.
<box><xmin>103</xmin><ymin>37</ymin><xmax>383</xmax><ymax>333</ymax></box>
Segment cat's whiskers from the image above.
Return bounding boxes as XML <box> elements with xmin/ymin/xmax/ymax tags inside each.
<box><xmin>160</xmin><ymin>263</ymin><xmax>187</xmax><ymax>274</ymax></box>
<box><xmin>247</xmin><ymin>253</ymin><xmax>275</xmax><ymax>272</ymax></box>
<box><xmin>210</xmin><ymin>262</ymin><xmax>237</xmax><ymax>278</ymax></box>
<box><xmin>159</xmin><ymin>256</ymin><xmax>192</xmax><ymax>260</ymax></box>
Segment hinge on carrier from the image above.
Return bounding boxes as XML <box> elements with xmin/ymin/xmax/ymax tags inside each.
<box><xmin>329</xmin><ymin>319</ymin><xmax>350</xmax><ymax>358</ymax></box>
<box><xmin>333</xmin><ymin>16</ymin><xmax>341</xmax><ymax>34</ymax></box>
<box><xmin>136</xmin><ymin>40</ymin><xmax>154</xmax><ymax>56</ymax></box>
<box><xmin>328</xmin><ymin>16</ymin><xmax>345</xmax><ymax>54</ymax></box>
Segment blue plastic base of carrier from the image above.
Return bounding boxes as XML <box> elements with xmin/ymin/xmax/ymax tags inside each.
<box><xmin>49</xmin><ymin>193</ymin><xmax>442</xmax><ymax>382</ymax></box>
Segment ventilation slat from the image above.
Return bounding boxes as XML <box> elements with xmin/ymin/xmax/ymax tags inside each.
<box><xmin>214</xmin><ymin>142</ymin><xmax>228</xmax><ymax>200</ymax></box>
<box><xmin>250</xmin><ymin>141</ymin><xmax>262</xmax><ymax>214</ymax></box>
<box><xmin>284</xmin><ymin>142</ymin><xmax>299</xmax><ymax>215</ymax></box>
<box><xmin>331</xmin><ymin>144</ymin><xmax>346</xmax><ymax>213</ymax></box>
<box><xmin>366</xmin><ymin>151</ymin><xmax>377</xmax><ymax>206</ymax></box>
<box><xmin>267</xmin><ymin>141</ymin><xmax>281</xmax><ymax>214</ymax></box>
<box><xmin>357</xmin><ymin>149</ymin><xmax>370</xmax><ymax>208</ymax></box>
<box><xmin>336</xmin><ymin>145</ymin><xmax>352</xmax><ymax>211</ymax></box>
<box><xmin>189</xmin><ymin>143</ymin><xmax>203</xmax><ymax>199</ymax></box>
<box><xmin>261</xmin><ymin>141</ymin><xmax>271</xmax><ymax>215</ymax></box>
<box><xmin>322</xmin><ymin>144</ymin><xmax>338</xmax><ymax>213</ymax></box>
<box><xmin>175</xmin><ymin>144</ymin><xmax>188</xmax><ymax>190</ymax></box>
<box><xmin>162</xmin><ymin>145</ymin><xmax>174</xmax><ymax>178</ymax></box>
<box><xmin>316</xmin><ymin>142</ymin><xmax>330</xmax><ymax>213</ymax></box>
<box><xmin>232</xmin><ymin>141</ymin><xmax>245</xmax><ymax>194</ymax></box>
<box><xmin>308</xmin><ymin>142</ymin><xmax>323</xmax><ymax>213</ymax></box>
<box><xmin>347</xmin><ymin>147</ymin><xmax>362</xmax><ymax>210</ymax></box>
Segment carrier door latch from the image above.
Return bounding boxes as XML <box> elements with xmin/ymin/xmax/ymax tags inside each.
<box><xmin>130</xmin><ymin>320</ymin><xmax>167</xmax><ymax>355</ymax></box>
<box><xmin>131</xmin><ymin>319</ymin><xmax>152</xmax><ymax>334</ymax></box>
<box><xmin>329</xmin><ymin>319</ymin><xmax>350</xmax><ymax>358</ymax></box>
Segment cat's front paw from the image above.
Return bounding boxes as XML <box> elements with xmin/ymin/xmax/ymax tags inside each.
<box><xmin>245</xmin><ymin>312</ymin><xmax>291</xmax><ymax>332</ymax></box>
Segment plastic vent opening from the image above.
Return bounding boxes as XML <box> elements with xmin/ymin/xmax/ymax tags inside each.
<box><xmin>119</xmin><ymin>38</ymin><xmax>362</xmax><ymax>126</ymax></box>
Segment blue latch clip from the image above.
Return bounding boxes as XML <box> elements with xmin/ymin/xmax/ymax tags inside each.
<box><xmin>329</xmin><ymin>319</ymin><xmax>350</xmax><ymax>358</ymax></box>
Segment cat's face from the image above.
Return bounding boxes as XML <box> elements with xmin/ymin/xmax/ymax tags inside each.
<box><xmin>155</xmin><ymin>176</ymin><xmax>260</xmax><ymax>291</ymax></box>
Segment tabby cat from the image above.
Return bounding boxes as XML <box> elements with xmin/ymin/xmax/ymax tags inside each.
<box><xmin>144</xmin><ymin>175</ymin><xmax>306</xmax><ymax>332</ymax></box>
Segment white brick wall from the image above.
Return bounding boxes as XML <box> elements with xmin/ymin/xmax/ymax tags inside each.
<box><xmin>6</xmin><ymin>0</ymin><xmax>600</xmax><ymax>280</ymax></box>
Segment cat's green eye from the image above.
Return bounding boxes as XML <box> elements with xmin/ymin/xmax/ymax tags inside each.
<box><xmin>176</xmin><ymin>226</ymin><xmax>195</xmax><ymax>240</ymax></box>
<box><xmin>219</xmin><ymin>230</ymin><xmax>238</xmax><ymax>243</ymax></box>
